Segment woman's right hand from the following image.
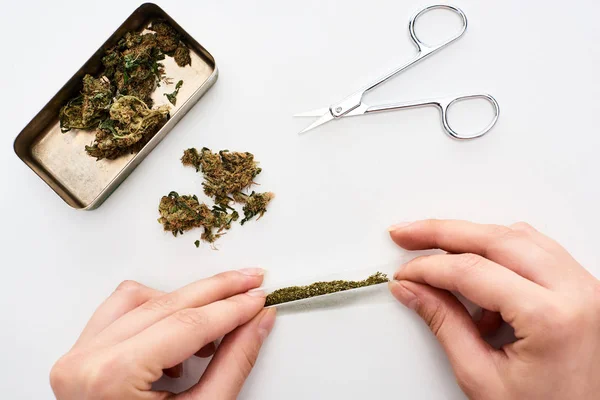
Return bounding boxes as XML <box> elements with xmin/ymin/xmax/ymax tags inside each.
<box><xmin>50</xmin><ymin>268</ymin><xmax>275</xmax><ymax>400</ymax></box>
<box><xmin>388</xmin><ymin>220</ymin><xmax>600</xmax><ymax>400</ymax></box>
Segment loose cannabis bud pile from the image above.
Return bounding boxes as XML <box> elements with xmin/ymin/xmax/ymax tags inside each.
<box><xmin>265</xmin><ymin>272</ymin><xmax>390</xmax><ymax>306</ymax></box>
<box><xmin>158</xmin><ymin>192</ymin><xmax>238</xmax><ymax>245</ymax></box>
<box><xmin>158</xmin><ymin>148</ymin><xmax>274</xmax><ymax>247</ymax></box>
<box><xmin>59</xmin><ymin>20</ymin><xmax>192</xmax><ymax>160</ymax></box>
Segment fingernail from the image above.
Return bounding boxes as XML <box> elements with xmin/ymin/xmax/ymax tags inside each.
<box><xmin>389</xmin><ymin>281</ymin><xmax>418</xmax><ymax>310</ymax></box>
<box><xmin>393</xmin><ymin>263</ymin><xmax>407</xmax><ymax>281</ymax></box>
<box><xmin>388</xmin><ymin>222</ymin><xmax>412</xmax><ymax>232</ymax></box>
<box><xmin>238</xmin><ymin>267</ymin><xmax>265</xmax><ymax>276</ymax></box>
<box><xmin>258</xmin><ymin>308</ymin><xmax>276</xmax><ymax>340</ymax></box>
<box><xmin>247</xmin><ymin>289</ymin><xmax>266</xmax><ymax>298</ymax></box>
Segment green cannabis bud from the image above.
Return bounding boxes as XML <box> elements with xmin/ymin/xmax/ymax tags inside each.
<box><xmin>240</xmin><ymin>191</ymin><xmax>275</xmax><ymax>225</ymax></box>
<box><xmin>149</xmin><ymin>21</ymin><xmax>182</xmax><ymax>54</ymax></box>
<box><xmin>174</xmin><ymin>46</ymin><xmax>192</xmax><ymax>67</ymax></box>
<box><xmin>148</xmin><ymin>21</ymin><xmax>191</xmax><ymax>67</ymax></box>
<box><xmin>182</xmin><ymin>148</ymin><xmax>262</xmax><ymax>208</ymax></box>
<box><xmin>265</xmin><ymin>272</ymin><xmax>390</xmax><ymax>306</ymax></box>
<box><xmin>103</xmin><ymin>29</ymin><xmax>171</xmax><ymax>106</ymax></box>
<box><xmin>85</xmin><ymin>96</ymin><xmax>169</xmax><ymax>160</ymax></box>
<box><xmin>158</xmin><ymin>192</ymin><xmax>212</xmax><ymax>235</ymax></box>
<box><xmin>165</xmin><ymin>80</ymin><xmax>183</xmax><ymax>105</ymax></box>
<box><xmin>59</xmin><ymin>20</ymin><xmax>190</xmax><ymax>160</ymax></box>
<box><xmin>59</xmin><ymin>75</ymin><xmax>113</xmax><ymax>132</ymax></box>
<box><xmin>181</xmin><ymin>147</ymin><xmax>202</xmax><ymax>171</ymax></box>
<box><xmin>157</xmin><ymin>191</ymin><xmax>239</xmax><ymax>245</ymax></box>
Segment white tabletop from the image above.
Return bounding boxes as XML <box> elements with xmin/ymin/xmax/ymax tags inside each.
<box><xmin>2</xmin><ymin>0</ymin><xmax>599</xmax><ymax>398</ymax></box>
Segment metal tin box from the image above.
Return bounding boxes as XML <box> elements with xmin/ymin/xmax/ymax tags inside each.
<box><xmin>13</xmin><ymin>3</ymin><xmax>218</xmax><ymax>210</ymax></box>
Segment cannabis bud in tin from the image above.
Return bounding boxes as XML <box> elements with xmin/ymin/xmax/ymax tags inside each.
<box><xmin>174</xmin><ymin>46</ymin><xmax>192</xmax><ymax>67</ymax></box>
<box><xmin>59</xmin><ymin>20</ymin><xmax>190</xmax><ymax>160</ymax></box>
<box><xmin>59</xmin><ymin>75</ymin><xmax>113</xmax><ymax>132</ymax></box>
<box><xmin>86</xmin><ymin>96</ymin><xmax>170</xmax><ymax>160</ymax></box>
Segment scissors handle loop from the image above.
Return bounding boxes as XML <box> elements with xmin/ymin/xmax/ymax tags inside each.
<box><xmin>364</xmin><ymin>93</ymin><xmax>500</xmax><ymax>140</ymax></box>
<box><xmin>440</xmin><ymin>94</ymin><xmax>499</xmax><ymax>140</ymax></box>
<box><xmin>408</xmin><ymin>5</ymin><xmax>468</xmax><ymax>55</ymax></box>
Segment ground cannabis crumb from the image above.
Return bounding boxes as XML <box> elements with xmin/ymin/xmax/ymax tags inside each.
<box><xmin>159</xmin><ymin>148</ymin><xmax>274</xmax><ymax>247</ymax></box>
<box><xmin>265</xmin><ymin>272</ymin><xmax>390</xmax><ymax>306</ymax></box>
<box><xmin>59</xmin><ymin>20</ymin><xmax>190</xmax><ymax>160</ymax></box>
<box><xmin>165</xmin><ymin>80</ymin><xmax>183</xmax><ymax>105</ymax></box>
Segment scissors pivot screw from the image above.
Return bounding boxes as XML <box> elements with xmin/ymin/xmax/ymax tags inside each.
<box><xmin>335</xmin><ymin>107</ymin><xmax>342</xmax><ymax>113</ymax></box>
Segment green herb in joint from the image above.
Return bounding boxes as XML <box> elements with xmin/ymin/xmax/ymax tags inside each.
<box><xmin>265</xmin><ymin>272</ymin><xmax>390</xmax><ymax>306</ymax></box>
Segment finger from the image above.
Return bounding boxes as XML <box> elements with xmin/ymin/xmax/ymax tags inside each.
<box><xmin>74</xmin><ymin>280</ymin><xmax>162</xmax><ymax>348</ymax></box>
<box><xmin>119</xmin><ymin>291</ymin><xmax>266</xmax><ymax>375</ymax></box>
<box><xmin>195</xmin><ymin>341</ymin><xmax>217</xmax><ymax>358</ymax></box>
<box><xmin>475</xmin><ymin>309</ymin><xmax>503</xmax><ymax>337</ymax></box>
<box><xmin>163</xmin><ymin>363</ymin><xmax>183</xmax><ymax>379</ymax></box>
<box><xmin>93</xmin><ymin>269</ymin><xmax>264</xmax><ymax>347</ymax></box>
<box><xmin>389</xmin><ymin>281</ymin><xmax>505</xmax><ymax>396</ymax></box>
<box><xmin>389</xmin><ymin>219</ymin><xmax>560</xmax><ymax>286</ymax></box>
<box><xmin>182</xmin><ymin>308</ymin><xmax>276</xmax><ymax>400</ymax></box>
<box><xmin>395</xmin><ymin>253</ymin><xmax>550</xmax><ymax>324</ymax></box>
<box><xmin>388</xmin><ymin>220</ymin><xmax>507</xmax><ymax>253</ymax></box>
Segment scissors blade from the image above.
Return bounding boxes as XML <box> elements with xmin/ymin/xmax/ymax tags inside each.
<box><xmin>294</xmin><ymin>107</ymin><xmax>329</xmax><ymax>117</ymax></box>
<box><xmin>298</xmin><ymin>111</ymin><xmax>334</xmax><ymax>134</ymax></box>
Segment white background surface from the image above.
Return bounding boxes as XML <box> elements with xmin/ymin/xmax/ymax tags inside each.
<box><xmin>1</xmin><ymin>0</ymin><xmax>600</xmax><ymax>398</ymax></box>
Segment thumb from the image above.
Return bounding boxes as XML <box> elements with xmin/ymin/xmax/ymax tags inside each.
<box><xmin>389</xmin><ymin>280</ymin><xmax>503</xmax><ymax>396</ymax></box>
<box><xmin>178</xmin><ymin>307</ymin><xmax>276</xmax><ymax>399</ymax></box>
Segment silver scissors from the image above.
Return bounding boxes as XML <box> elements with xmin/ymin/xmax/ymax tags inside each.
<box><xmin>295</xmin><ymin>4</ymin><xmax>499</xmax><ymax>140</ymax></box>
